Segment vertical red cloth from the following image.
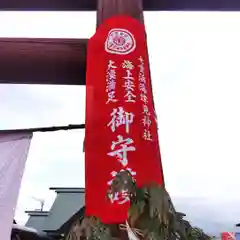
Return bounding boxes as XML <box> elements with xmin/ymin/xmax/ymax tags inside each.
<box><xmin>85</xmin><ymin>15</ymin><xmax>164</xmax><ymax>223</ymax></box>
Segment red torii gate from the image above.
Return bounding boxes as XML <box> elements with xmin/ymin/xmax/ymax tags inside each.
<box><xmin>0</xmin><ymin>0</ymin><xmax>238</xmax><ymax>86</ymax></box>
<box><xmin>0</xmin><ymin>1</ymin><xmax>235</xmax><ymax>237</ymax></box>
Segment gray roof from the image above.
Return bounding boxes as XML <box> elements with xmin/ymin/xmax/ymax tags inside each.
<box><xmin>26</xmin><ymin>188</ymin><xmax>85</xmax><ymax>232</ymax></box>
<box><xmin>25</xmin><ymin>211</ymin><xmax>49</xmax><ymax>232</ymax></box>
<box><xmin>43</xmin><ymin>188</ymin><xmax>85</xmax><ymax>232</ymax></box>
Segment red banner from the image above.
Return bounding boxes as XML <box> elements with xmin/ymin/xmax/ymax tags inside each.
<box><xmin>85</xmin><ymin>15</ymin><xmax>164</xmax><ymax>224</ymax></box>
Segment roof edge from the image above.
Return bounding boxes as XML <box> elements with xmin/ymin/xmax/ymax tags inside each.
<box><xmin>25</xmin><ymin>211</ymin><xmax>49</xmax><ymax>216</ymax></box>
<box><xmin>49</xmin><ymin>187</ymin><xmax>85</xmax><ymax>193</ymax></box>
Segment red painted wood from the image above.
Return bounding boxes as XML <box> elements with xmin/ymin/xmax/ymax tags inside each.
<box><xmin>0</xmin><ymin>0</ymin><xmax>239</xmax><ymax>11</ymax></box>
<box><xmin>97</xmin><ymin>0</ymin><xmax>144</xmax><ymax>27</ymax></box>
<box><xmin>0</xmin><ymin>38</ymin><xmax>87</xmax><ymax>85</ymax></box>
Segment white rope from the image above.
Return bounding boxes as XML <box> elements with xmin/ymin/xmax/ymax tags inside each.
<box><xmin>125</xmin><ymin>221</ymin><xmax>140</xmax><ymax>240</ymax></box>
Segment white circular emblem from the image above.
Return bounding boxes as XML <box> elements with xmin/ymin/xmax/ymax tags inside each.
<box><xmin>105</xmin><ymin>28</ymin><xmax>136</xmax><ymax>55</ymax></box>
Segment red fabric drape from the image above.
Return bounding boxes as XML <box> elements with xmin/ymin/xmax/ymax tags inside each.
<box><xmin>85</xmin><ymin>15</ymin><xmax>164</xmax><ymax>224</ymax></box>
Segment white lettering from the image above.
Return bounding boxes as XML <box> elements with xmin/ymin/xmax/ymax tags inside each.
<box><xmin>139</xmin><ymin>83</ymin><xmax>147</xmax><ymax>94</ymax></box>
<box><xmin>139</xmin><ymin>73</ymin><xmax>146</xmax><ymax>83</ymax></box>
<box><xmin>107</xmin><ymin>69</ymin><xmax>117</xmax><ymax>80</ymax></box>
<box><xmin>140</xmin><ymin>93</ymin><xmax>148</xmax><ymax>104</ymax></box>
<box><xmin>124</xmin><ymin>91</ymin><xmax>136</xmax><ymax>103</ymax></box>
<box><xmin>142</xmin><ymin>115</ymin><xmax>151</xmax><ymax>128</ymax></box>
<box><xmin>122</xmin><ymin>60</ymin><xmax>134</xmax><ymax>70</ymax></box>
<box><xmin>107</xmin><ymin>107</ymin><xmax>134</xmax><ymax>133</ymax></box>
<box><xmin>143</xmin><ymin>104</ymin><xmax>150</xmax><ymax>116</ymax></box>
<box><xmin>107</xmin><ymin>135</ymin><xmax>136</xmax><ymax>167</ymax></box>
<box><xmin>123</xmin><ymin>70</ymin><xmax>136</xmax><ymax>103</ymax></box>
<box><xmin>106</xmin><ymin>91</ymin><xmax>117</xmax><ymax>104</ymax></box>
<box><xmin>108</xmin><ymin>60</ymin><xmax>117</xmax><ymax>69</ymax></box>
<box><xmin>143</xmin><ymin>129</ymin><xmax>152</xmax><ymax>141</ymax></box>
<box><xmin>106</xmin><ymin>60</ymin><xmax>118</xmax><ymax>104</ymax></box>
<box><xmin>138</xmin><ymin>56</ymin><xmax>144</xmax><ymax>63</ymax></box>
<box><xmin>108</xmin><ymin>191</ymin><xmax>130</xmax><ymax>204</ymax></box>
<box><xmin>123</xmin><ymin>78</ymin><xmax>135</xmax><ymax>92</ymax></box>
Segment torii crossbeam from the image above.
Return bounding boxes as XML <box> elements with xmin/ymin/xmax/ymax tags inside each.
<box><xmin>0</xmin><ymin>0</ymin><xmax>240</xmax><ymax>11</ymax></box>
<box><xmin>0</xmin><ymin>0</ymin><xmax>237</xmax><ymax>86</ymax></box>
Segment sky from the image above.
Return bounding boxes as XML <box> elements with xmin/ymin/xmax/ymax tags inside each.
<box><xmin>1</xmin><ymin>11</ymin><xmax>240</xmax><ymax>236</ymax></box>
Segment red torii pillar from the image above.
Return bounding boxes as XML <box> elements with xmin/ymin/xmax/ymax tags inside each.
<box><xmin>97</xmin><ymin>0</ymin><xmax>144</xmax><ymax>27</ymax></box>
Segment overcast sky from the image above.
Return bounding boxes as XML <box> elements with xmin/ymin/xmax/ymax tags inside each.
<box><xmin>1</xmin><ymin>11</ymin><xmax>240</xmax><ymax>236</ymax></box>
